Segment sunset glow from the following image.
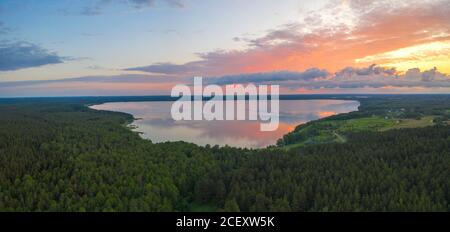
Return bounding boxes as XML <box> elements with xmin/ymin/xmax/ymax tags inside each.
<box><xmin>1</xmin><ymin>0</ymin><xmax>450</xmax><ymax>96</ymax></box>
<box><xmin>356</xmin><ymin>40</ymin><xmax>450</xmax><ymax>73</ymax></box>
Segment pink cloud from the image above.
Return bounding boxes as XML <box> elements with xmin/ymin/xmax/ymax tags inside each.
<box><xmin>126</xmin><ymin>0</ymin><xmax>450</xmax><ymax>76</ymax></box>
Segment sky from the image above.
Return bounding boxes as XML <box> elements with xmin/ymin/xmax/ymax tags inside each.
<box><xmin>0</xmin><ymin>0</ymin><xmax>450</xmax><ymax>96</ymax></box>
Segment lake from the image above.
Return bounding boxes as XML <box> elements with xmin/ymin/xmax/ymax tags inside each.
<box><xmin>90</xmin><ymin>100</ymin><xmax>359</xmax><ymax>148</ymax></box>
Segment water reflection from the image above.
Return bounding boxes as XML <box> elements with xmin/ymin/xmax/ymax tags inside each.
<box><xmin>91</xmin><ymin>100</ymin><xmax>359</xmax><ymax>148</ymax></box>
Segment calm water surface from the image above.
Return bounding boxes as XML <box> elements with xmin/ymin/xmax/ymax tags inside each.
<box><xmin>91</xmin><ymin>100</ymin><xmax>359</xmax><ymax>148</ymax></box>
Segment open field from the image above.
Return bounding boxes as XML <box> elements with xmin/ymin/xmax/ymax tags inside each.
<box><xmin>280</xmin><ymin>115</ymin><xmax>437</xmax><ymax>149</ymax></box>
<box><xmin>384</xmin><ymin>116</ymin><xmax>436</xmax><ymax>131</ymax></box>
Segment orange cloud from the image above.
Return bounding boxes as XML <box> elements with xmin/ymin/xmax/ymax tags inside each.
<box><xmin>127</xmin><ymin>0</ymin><xmax>450</xmax><ymax>76</ymax></box>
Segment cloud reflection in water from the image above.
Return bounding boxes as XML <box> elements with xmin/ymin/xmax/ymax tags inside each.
<box><xmin>91</xmin><ymin>100</ymin><xmax>359</xmax><ymax>148</ymax></box>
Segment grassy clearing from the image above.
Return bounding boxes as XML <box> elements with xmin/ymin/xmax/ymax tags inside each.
<box><xmin>333</xmin><ymin>132</ymin><xmax>346</xmax><ymax>143</ymax></box>
<box><xmin>281</xmin><ymin>115</ymin><xmax>436</xmax><ymax>150</ymax></box>
<box><xmin>383</xmin><ymin>116</ymin><xmax>435</xmax><ymax>131</ymax></box>
<box><xmin>338</xmin><ymin>116</ymin><xmax>396</xmax><ymax>132</ymax></box>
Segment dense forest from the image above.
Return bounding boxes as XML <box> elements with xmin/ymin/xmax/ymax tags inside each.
<box><xmin>0</xmin><ymin>95</ymin><xmax>449</xmax><ymax>211</ymax></box>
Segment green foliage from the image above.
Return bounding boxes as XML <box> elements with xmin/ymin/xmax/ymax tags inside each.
<box><xmin>0</xmin><ymin>95</ymin><xmax>449</xmax><ymax>212</ymax></box>
<box><xmin>222</xmin><ymin>198</ymin><xmax>240</xmax><ymax>212</ymax></box>
<box><xmin>277</xmin><ymin>95</ymin><xmax>450</xmax><ymax>147</ymax></box>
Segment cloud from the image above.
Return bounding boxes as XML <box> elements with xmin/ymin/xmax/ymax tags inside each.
<box><xmin>126</xmin><ymin>0</ymin><xmax>157</xmax><ymax>9</ymax></box>
<box><xmin>125</xmin><ymin>0</ymin><xmax>450</xmax><ymax>76</ymax></box>
<box><xmin>0</xmin><ymin>41</ymin><xmax>65</xmax><ymax>71</ymax></box>
<box><xmin>79</xmin><ymin>0</ymin><xmax>112</xmax><ymax>16</ymax></box>
<box><xmin>81</xmin><ymin>32</ymin><xmax>103</xmax><ymax>37</ymax></box>
<box><xmin>202</xmin><ymin>64</ymin><xmax>450</xmax><ymax>89</ymax></box>
<box><xmin>308</xmin><ymin>65</ymin><xmax>450</xmax><ymax>89</ymax></box>
<box><xmin>164</xmin><ymin>0</ymin><xmax>185</xmax><ymax>8</ymax></box>
<box><xmin>86</xmin><ymin>65</ymin><xmax>105</xmax><ymax>70</ymax></box>
<box><xmin>334</xmin><ymin>64</ymin><xmax>397</xmax><ymax>80</ymax></box>
<box><xmin>81</xmin><ymin>6</ymin><xmax>102</xmax><ymax>16</ymax></box>
<box><xmin>0</xmin><ymin>74</ymin><xmax>189</xmax><ymax>97</ymax></box>
<box><xmin>124</xmin><ymin>62</ymin><xmax>205</xmax><ymax>75</ymax></box>
<box><xmin>208</xmin><ymin>69</ymin><xmax>329</xmax><ymax>85</ymax></box>
<box><xmin>3</xmin><ymin>65</ymin><xmax>450</xmax><ymax>93</ymax></box>
<box><xmin>0</xmin><ymin>74</ymin><xmax>188</xmax><ymax>88</ymax></box>
<box><xmin>403</xmin><ymin>67</ymin><xmax>450</xmax><ymax>82</ymax></box>
<box><xmin>79</xmin><ymin>0</ymin><xmax>184</xmax><ymax>15</ymax></box>
<box><xmin>127</xmin><ymin>0</ymin><xmax>185</xmax><ymax>9</ymax></box>
<box><xmin>0</xmin><ymin>21</ymin><xmax>12</xmax><ymax>35</ymax></box>
<box><xmin>1</xmin><ymin>65</ymin><xmax>450</xmax><ymax>97</ymax></box>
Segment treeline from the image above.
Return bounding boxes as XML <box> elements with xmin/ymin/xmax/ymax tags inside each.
<box><xmin>0</xmin><ymin>103</ymin><xmax>217</xmax><ymax>211</ymax></box>
<box><xmin>208</xmin><ymin>127</ymin><xmax>450</xmax><ymax>211</ymax></box>
<box><xmin>0</xmin><ymin>97</ymin><xmax>449</xmax><ymax>211</ymax></box>
<box><xmin>278</xmin><ymin>95</ymin><xmax>450</xmax><ymax>146</ymax></box>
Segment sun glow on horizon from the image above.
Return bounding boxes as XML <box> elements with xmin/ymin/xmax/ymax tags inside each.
<box><xmin>356</xmin><ymin>40</ymin><xmax>450</xmax><ymax>74</ymax></box>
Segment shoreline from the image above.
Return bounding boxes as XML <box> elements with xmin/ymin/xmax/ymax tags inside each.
<box><xmin>88</xmin><ymin>99</ymin><xmax>361</xmax><ymax>149</ymax></box>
